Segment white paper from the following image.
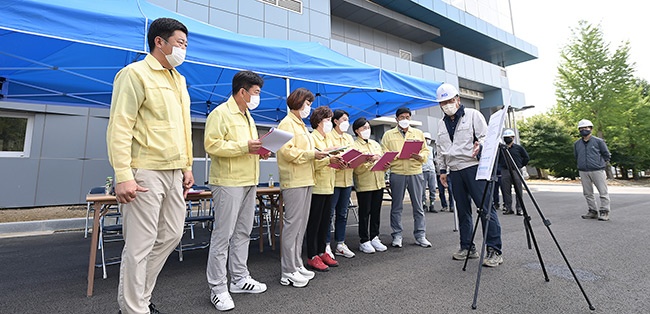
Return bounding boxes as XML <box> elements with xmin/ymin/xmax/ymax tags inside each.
<box><xmin>259</xmin><ymin>127</ymin><xmax>294</xmax><ymax>153</ymax></box>
<box><xmin>476</xmin><ymin>103</ymin><xmax>509</xmax><ymax>180</ymax></box>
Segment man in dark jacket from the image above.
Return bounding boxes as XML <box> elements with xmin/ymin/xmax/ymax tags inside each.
<box><xmin>574</xmin><ymin>119</ymin><xmax>611</xmax><ymax>221</ymax></box>
<box><xmin>499</xmin><ymin>129</ymin><xmax>530</xmax><ymax>216</ymax></box>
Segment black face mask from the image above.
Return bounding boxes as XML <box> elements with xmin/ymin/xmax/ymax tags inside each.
<box><xmin>504</xmin><ymin>137</ymin><xmax>514</xmax><ymax>144</ymax></box>
<box><xmin>580</xmin><ymin>129</ymin><xmax>591</xmax><ymax>137</ymax></box>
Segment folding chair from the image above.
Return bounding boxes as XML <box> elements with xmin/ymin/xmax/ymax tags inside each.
<box><xmin>85</xmin><ymin>186</ymin><xmax>109</xmax><ymax>238</ymax></box>
<box><xmin>97</xmin><ymin>203</ymin><xmax>123</xmax><ymax>279</ymax></box>
<box><xmin>176</xmin><ymin>185</ymin><xmax>214</xmax><ymax>261</ymax></box>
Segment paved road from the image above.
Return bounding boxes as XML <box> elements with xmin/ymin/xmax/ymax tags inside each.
<box><xmin>1</xmin><ymin>183</ymin><xmax>648</xmax><ymax>313</ymax></box>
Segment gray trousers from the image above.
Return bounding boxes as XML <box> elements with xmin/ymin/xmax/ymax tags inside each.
<box><xmin>281</xmin><ymin>186</ymin><xmax>312</xmax><ymax>274</ymax></box>
<box><xmin>579</xmin><ymin>170</ymin><xmax>610</xmax><ymax>213</ymax></box>
<box><xmin>206</xmin><ymin>185</ymin><xmax>256</xmax><ymax>295</ymax></box>
<box><xmin>421</xmin><ymin>171</ymin><xmax>437</xmax><ymax>207</ymax></box>
<box><xmin>389</xmin><ymin>173</ymin><xmax>426</xmax><ymax>239</ymax></box>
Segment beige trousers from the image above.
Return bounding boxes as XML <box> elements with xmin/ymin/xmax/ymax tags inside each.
<box><xmin>117</xmin><ymin>169</ymin><xmax>186</xmax><ymax>314</ymax></box>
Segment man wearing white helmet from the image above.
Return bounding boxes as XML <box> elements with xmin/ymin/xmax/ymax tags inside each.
<box><xmin>421</xmin><ymin>132</ymin><xmax>438</xmax><ymax>213</ymax></box>
<box><xmin>499</xmin><ymin>129</ymin><xmax>529</xmax><ymax>216</ymax></box>
<box><xmin>574</xmin><ymin>119</ymin><xmax>611</xmax><ymax>221</ymax></box>
<box><xmin>435</xmin><ymin>83</ymin><xmax>503</xmax><ymax>268</ymax></box>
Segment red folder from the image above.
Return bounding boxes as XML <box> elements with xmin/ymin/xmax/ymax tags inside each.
<box><xmin>371</xmin><ymin>151</ymin><xmax>398</xmax><ymax>171</ymax></box>
<box><xmin>347</xmin><ymin>153</ymin><xmax>374</xmax><ymax>169</ymax></box>
<box><xmin>330</xmin><ymin>149</ymin><xmax>363</xmax><ymax>169</ymax></box>
<box><xmin>398</xmin><ymin>140</ymin><xmax>424</xmax><ymax>159</ymax></box>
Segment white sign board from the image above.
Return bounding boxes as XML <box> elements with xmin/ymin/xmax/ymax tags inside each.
<box><xmin>476</xmin><ymin>103</ymin><xmax>509</xmax><ymax>180</ymax></box>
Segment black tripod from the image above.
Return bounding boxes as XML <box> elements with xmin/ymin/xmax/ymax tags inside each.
<box><xmin>462</xmin><ymin>143</ymin><xmax>595</xmax><ymax>311</ymax></box>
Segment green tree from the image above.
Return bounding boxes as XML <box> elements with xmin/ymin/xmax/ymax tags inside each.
<box><xmin>607</xmin><ymin>78</ymin><xmax>650</xmax><ymax>179</ymax></box>
<box><xmin>519</xmin><ymin>114</ymin><xmax>577</xmax><ymax>179</ymax></box>
<box><xmin>553</xmin><ymin>20</ymin><xmax>637</xmax><ymax>178</ymax></box>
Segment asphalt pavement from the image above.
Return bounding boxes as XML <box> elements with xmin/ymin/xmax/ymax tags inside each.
<box><xmin>1</xmin><ymin>183</ymin><xmax>648</xmax><ymax>314</ymax></box>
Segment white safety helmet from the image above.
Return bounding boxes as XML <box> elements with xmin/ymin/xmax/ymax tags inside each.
<box><xmin>423</xmin><ymin>132</ymin><xmax>432</xmax><ymax>140</ymax></box>
<box><xmin>577</xmin><ymin>119</ymin><xmax>593</xmax><ymax>129</ymax></box>
<box><xmin>435</xmin><ymin>83</ymin><xmax>459</xmax><ymax>103</ymax></box>
<box><xmin>502</xmin><ymin>129</ymin><xmax>515</xmax><ymax>137</ymax></box>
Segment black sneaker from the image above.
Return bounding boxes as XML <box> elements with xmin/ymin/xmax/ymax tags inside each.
<box><xmin>503</xmin><ymin>210</ymin><xmax>515</xmax><ymax>215</ymax></box>
<box><xmin>429</xmin><ymin>206</ymin><xmax>438</xmax><ymax>213</ymax></box>
<box><xmin>149</xmin><ymin>303</ymin><xmax>161</xmax><ymax>314</ymax></box>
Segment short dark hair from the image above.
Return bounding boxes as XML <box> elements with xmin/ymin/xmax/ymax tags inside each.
<box><xmin>286</xmin><ymin>88</ymin><xmax>314</xmax><ymax>111</ymax></box>
<box><xmin>396</xmin><ymin>107</ymin><xmax>411</xmax><ymax>117</ymax></box>
<box><xmin>232</xmin><ymin>71</ymin><xmax>264</xmax><ymax>95</ymax></box>
<box><xmin>332</xmin><ymin>109</ymin><xmax>349</xmax><ymax>127</ymax></box>
<box><xmin>310</xmin><ymin>106</ymin><xmax>333</xmax><ymax>129</ymax></box>
<box><xmin>352</xmin><ymin>117</ymin><xmax>368</xmax><ymax>136</ymax></box>
<box><xmin>147</xmin><ymin>18</ymin><xmax>188</xmax><ymax>52</ymax></box>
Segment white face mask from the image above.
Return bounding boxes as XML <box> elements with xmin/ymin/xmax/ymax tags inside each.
<box><xmin>323</xmin><ymin>120</ymin><xmax>333</xmax><ymax>133</ymax></box>
<box><xmin>162</xmin><ymin>44</ymin><xmax>186</xmax><ymax>68</ymax></box>
<box><xmin>441</xmin><ymin>102</ymin><xmax>458</xmax><ymax>116</ymax></box>
<box><xmin>360</xmin><ymin>129</ymin><xmax>371</xmax><ymax>140</ymax></box>
<box><xmin>247</xmin><ymin>94</ymin><xmax>260</xmax><ymax>110</ymax></box>
<box><xmin>398</xmin><ymin>119</ymin><xmax>410</xmax><ymax>129</ymax></box>
<box><xmin>299</xmin><ymin>104</ymin><xmax>311</xmax><ymax>119</ymax></box>
<box><xmin>338</xmin><ymin>120</ymin><xmax>350</xmax><ymax>132</ymax></box>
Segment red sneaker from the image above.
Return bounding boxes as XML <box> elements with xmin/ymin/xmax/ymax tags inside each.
<box><xmin>307</xmin><ymin>255</ymin><xmax>329</xmax><ymax>272</ymax></box>
<box><xmin>319</xmin><ymin>253</ymin><xmax>339</xmax><ymax>267</ymax></box>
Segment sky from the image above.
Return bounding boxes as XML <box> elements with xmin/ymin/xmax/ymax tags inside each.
<box><xmin>506</xmin><ymin>0</ymin><xmax>650</xmax><ymax>117</ymax></box>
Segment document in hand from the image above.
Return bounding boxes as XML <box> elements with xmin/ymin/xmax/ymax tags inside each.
<box><xmin>253</xmin><ymin>128</ymin><xmax>294</xmax><ymax>155</ymax></box>
<box><xmin>347</xmin><ymin>153</ymin><xmax>374</xmax><ymax>169</ymax></box>
<box><xmin>330</xmin><ymin>149</ymin><xmax>363</xmax><ymax>169</ymax></box>
<box><xmin>398</xmin><ymin>140</ymin><xmax>424</xmax><ymax>159</ymax></box>
<box><xmin>370</xmin><ymin>151</ymin><xmax>398</xmax><ymax>171</ymax></box>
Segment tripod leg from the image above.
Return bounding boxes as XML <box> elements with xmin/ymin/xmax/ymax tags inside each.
<box><xmin>462</xmin><ymin>178</ymin><xmax>491</xmax><ymax>271</ymax></box>
<box><xmin>471</xmin><ymin>180</ymin><xmax>498</xmax><ymax>310</ymax></box>
<box><xmin>504</xmin><ymin>146</ymin><xmax>596</xmax><ymax>310</ymax></box>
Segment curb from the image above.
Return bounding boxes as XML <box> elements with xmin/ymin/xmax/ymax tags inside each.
<box><xmin>0</xmin><ymin>218</ymin><xmax>88</xmax><ymax>238</ymax></box>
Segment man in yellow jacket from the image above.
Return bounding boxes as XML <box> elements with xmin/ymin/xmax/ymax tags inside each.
<box><xmin>107</xmin><ymin>18</ymin><xmax>194</xmax><ymax>314</ymax></box>
<box><xmin>204</xmin><ymin>71</ymin><xmax>270</xmax><ymax>311</ymax></box>
<box><xmin>381</xmin><ymin>107</ymin><xmax>431</xmax><ymax>249</ymax></box>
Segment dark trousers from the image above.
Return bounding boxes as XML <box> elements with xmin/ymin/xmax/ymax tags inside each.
<box><xmin>306</xmin><ymin>194</ymin><xmax>332</xmax><ymax>258</ymax></box>
<box><xmin>449</xmin><ymin>165</ymin><xmax>502</xmax><ymax>253</ymax></box>
<box><xmin>437</xmin><ymin>174</ymin><xmax>454</xmax><ymax>209</ymax></box>
<box><xmin>357</xmin><ymin>189</ymin><xmax>383</xmax><ymax>243</ymax></box>
<box><xmin>500</xmin><ymin>169</ymin><xmax>523</xmax><ymax>212</ymax></box>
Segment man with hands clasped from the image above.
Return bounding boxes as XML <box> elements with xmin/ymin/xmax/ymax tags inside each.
<box><xmin>381</xmin><ymin>107</ymin><xmax>432</xmax><ymax>249</ymax></box>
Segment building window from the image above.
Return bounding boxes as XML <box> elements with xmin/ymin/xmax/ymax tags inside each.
<box><xmin>258</xmin><ymin>0</ymin><xmax>303</xmax><ymax>14</ymax></box>
<box><xmin>399</xmin><ymin>49</ymin><xmax>413</xmax><ymax>61</ymax></box>
<box><xmin>0</xmin><ymin>112</ymin><xmax>34</xmax><ymax>158</ymax></box>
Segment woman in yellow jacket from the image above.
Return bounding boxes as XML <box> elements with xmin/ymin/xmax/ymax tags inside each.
<box><xmin>276</xmin><ymin>88</ymin><xmax>328</xmax><ymax>288</ymax></box>
<box><xmin>351</xmin><ymin>117</ymin><xmax>389</xmax><ymax>254</ymax></box>
<box><xmin>327</xmin><ymin>109</ymin><xmax>356</xmax><ymax>259</ymax></box>
<box><xmin>306</xmin><ymin>106</ymin><xmax>344</xmax><ymax>272</ymax></box>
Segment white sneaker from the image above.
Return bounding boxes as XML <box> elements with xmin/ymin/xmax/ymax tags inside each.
<box><xmin>280</xmin><ymin>271</ymin><xmax>309</xmax><ymax>288</ymax></box>
<box><xmin>230</xmin><ymin>276</ymin><xmax>267</xmax><ymax>294</ymax></box>
<box><xmin>415</xmin><ymin>237</ymin><xmax>432</xmax><ymax>248</ymax></box>
<box><xmin>391</xmin><ymin>235</ymin><xmax>403</xmax><ymax>248</ymax></box>
<box><xmin>335</xmin><ymin>243</ymin><xmax>356</xmax><ymax>258</ymax></box>
<box><xmin>297</xmin><ymin>266</ymin><xmax>315</xmax><ymax>280</ymax></box>
<box><xmin>211</xmin><ymin>291</ymin><xmax>235</xmax><ymax>311</ymax></box>
<box><xmin>359</xmin><ymin>241</ymin><xmax>376</xmax><ymax>254</ymax></box>
<box><xmin>370</xmin><ymin>236</ymin><xmax>387</xmax><ymax>252</ymax></box>
<box><xmin>324</xmin><ymin>243</ymin><xmax>335</xmax><ymax>260</ymax></box>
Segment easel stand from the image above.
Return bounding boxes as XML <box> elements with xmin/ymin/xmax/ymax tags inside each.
<box><xmin>463</xmin><ymin>144</ymin><xmax>595</xmax><ymax>311</ymax></box>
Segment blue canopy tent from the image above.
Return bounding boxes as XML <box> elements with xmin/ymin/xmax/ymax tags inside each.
<box><xmin>1</xmin><ymin>0</ymin><xmax>441</xmax><ymax>123</ymax></box>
